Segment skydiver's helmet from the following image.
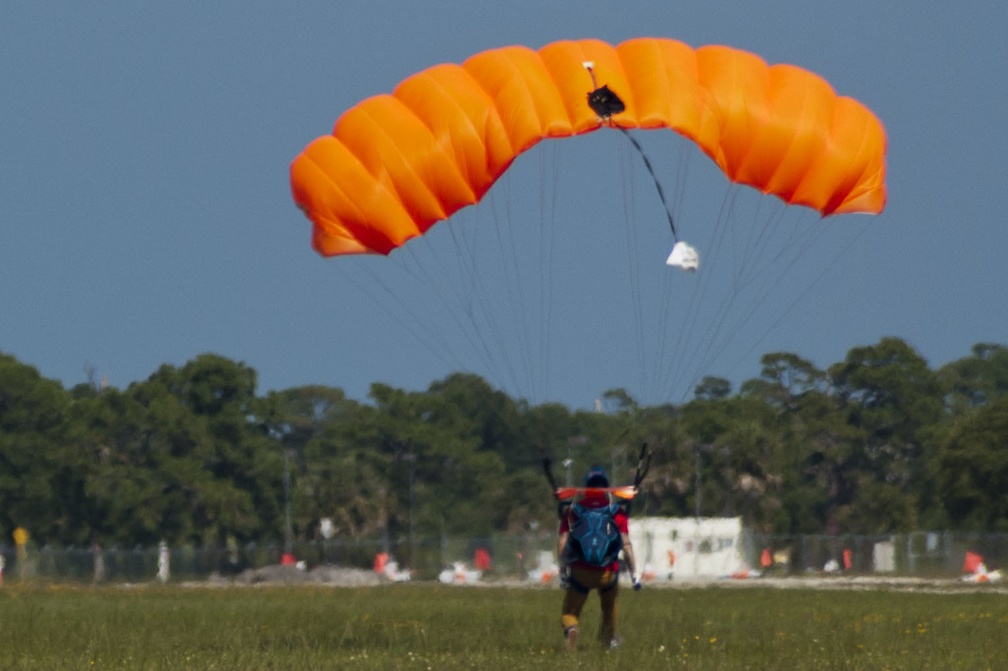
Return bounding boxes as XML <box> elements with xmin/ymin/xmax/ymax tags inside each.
<box><xmin>584</xmin><ymin>465</ymin><xmax>609</xmax><ymax>488</ymax></box>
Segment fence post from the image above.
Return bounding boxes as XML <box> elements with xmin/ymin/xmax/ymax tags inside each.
<box><xmin>158</xmin><ymin>540</ymin><xmax>170</xmax><ymax>583</ymax></box>
<box><xmin>92</xmin><ymin>543</ymin><xmax>106</xmax><ymax>583</ymax></box>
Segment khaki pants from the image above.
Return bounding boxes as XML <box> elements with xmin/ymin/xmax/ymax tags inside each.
<box><xmin>561</xmin><ymin>566</ymin><xmax>619</xmax><ymax>645</ymax></box>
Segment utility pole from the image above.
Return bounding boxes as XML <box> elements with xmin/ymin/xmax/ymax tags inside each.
<box><xmin>403</xmin><ymin>447</ymin><xmax>416</xmax><ymax>568</ymax></box>
<box><xmin>283</xmin><ymin>448</ymin><xmax>293</xmax><ymax>557</ymax></box>
<box><xmin>694</xmin><ymin>446</ymin><xmax>702</xmax><ymax>521</ymax></box>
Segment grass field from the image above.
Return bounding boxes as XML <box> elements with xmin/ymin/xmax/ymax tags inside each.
<box><xmin>0</xmin><ymin>582</ymin><xmax>1005</xmax><ymax>670</ymax></box>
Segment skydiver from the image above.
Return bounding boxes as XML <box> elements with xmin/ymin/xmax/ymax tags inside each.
<box><xmin>557</xmin><ymin>465</ymin><xmax>640</xmax><ymax>651</ymax></box>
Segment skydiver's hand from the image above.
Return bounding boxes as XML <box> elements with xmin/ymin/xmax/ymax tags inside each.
<box><xmin>559</xmin><ymin>565</ymin><xmax>570</xmax><ymax>589</ymax></box>
<box><xmin>631</xmin><ymin>572</ymin><xmax>642</xmax><ymax>591</ymax></box>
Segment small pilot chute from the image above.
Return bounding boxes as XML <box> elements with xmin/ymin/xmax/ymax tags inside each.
<box><xmin>666</xmin><ymin>241</ymin><xmax>699</xmax><ymax>271</ymax></box>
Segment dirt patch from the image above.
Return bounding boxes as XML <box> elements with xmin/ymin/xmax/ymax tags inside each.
<box><xmin>206</xmin><ymin>564</ymin><xmax>382</xmax><ymax>587</ymax></box>
<box><xmin>195</xmin><ymin>566</ymin><xmax>1007</xmax><ymax>594</ymax></box>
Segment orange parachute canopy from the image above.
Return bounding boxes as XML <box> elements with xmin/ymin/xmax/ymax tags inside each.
<box><xmin>291</xmin><ymin>37</ymin><xmax>887</xmax><ymax>257</ymax></box>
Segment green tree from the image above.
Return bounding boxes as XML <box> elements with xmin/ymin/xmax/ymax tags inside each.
<box><xmin>629</xmin><ymin>405</ymin><xmax>691</xmax><ymax>518</ymax></box>
<box><xmin>827</xmin><ymin>338</ymin><xmax>943</xmax><ymax>532</ymax></box>
<box><xmin>675</xmin><ymin>393</ymin><xmax>789</xmax><ymax>531</ymax></box>
<box><xmin>935</xmin><ymin>396</ymin><xmax>1008</xmax><ymax>530</ymax></box>
<box><xmin>938</xmin><ymin>343</ymin><xmax>1008</xmax><ymax>414</ymax></box>
<box><xmin>259</xmin><ymin>385</ymin><xmax>374</xmax><ymax>541</ymax></box>
<box><xmin>742</xmin><ymin>353</ymin><xmax>848</xmax><ymax>533</ymax></box>
<box><xmin>106</xmin><ymin>355</ymin><xmax>281</xmax><ymax>545</ymax></box>
<box><xmin>741</xmin><ymin>352</ymin><xmax>828</xmax><ymax>411</ymax></box>
<box><xmin>0</xmin><ymin>355</ymin><xmax>75</xmax><ymax>543</ymax></box>
<box><xmin>694</xmin><ymin>375</ymin><xmax>732</xmax><ymax>401</ymax></box>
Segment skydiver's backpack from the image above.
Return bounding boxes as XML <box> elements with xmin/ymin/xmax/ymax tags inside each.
<box><xmin>564</xmin><ymin>502</ymin><xmax>623</xmax><ymax>567</ymax></box>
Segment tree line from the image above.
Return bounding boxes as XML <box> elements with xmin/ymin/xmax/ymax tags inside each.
<box><xmin>1</xmin><ymin>337</ymin><xmax>1007</xmax><ymax>549</ymax></box>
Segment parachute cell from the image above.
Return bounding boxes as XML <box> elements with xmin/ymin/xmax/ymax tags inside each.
<box><xmin>290</xmin><ymin>37</ymin><xmax>887</xmax><ymax>256</ymax></box>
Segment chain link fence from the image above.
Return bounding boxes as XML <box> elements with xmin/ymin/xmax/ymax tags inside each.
<box><xmin>747</xmin><ymin>531</ymin><xmax>1008</xmax><ymax>577</ymax></box>
<box><xmin>0</xmin><ymin>532</ymin><xmax>558</xmax><ymax>584</ymax></box>
<box><xmin>1</xmin><ymin>530</ymin><xmax>1004</xmax><ymax>585</ymax></box>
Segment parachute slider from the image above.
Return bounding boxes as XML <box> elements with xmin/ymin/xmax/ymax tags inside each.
<box><xmin>583</xmin><ymin>60</ymin><xmax>625</xmax><ymax>120</ymax></box>
<box><xmin>666</xmin><ymin>241</ymin><xmax>699</xmax><ymax>271</ymax></box>
<box><xmin>587</xmin><ymin>85</ymin><xmax>626</xmax><ymax>119</ymax></box>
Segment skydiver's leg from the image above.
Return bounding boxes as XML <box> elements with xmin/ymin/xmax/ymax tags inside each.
<box><xmin>598</xmin><ymin>569</ymin><xmax>620</xmax><ymax>646</ymax></box>
<box><xmin>561</xmin><ymin>568</ymin><xmax>597</xmax><ymax>651</ymax></box>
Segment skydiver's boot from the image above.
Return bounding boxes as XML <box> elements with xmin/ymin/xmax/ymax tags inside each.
<box><xmin>565</xmin><ymin>625</ymin><xmax>579</xmax><ymax>652</ymax></box>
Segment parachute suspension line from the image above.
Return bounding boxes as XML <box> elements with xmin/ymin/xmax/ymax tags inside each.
<box><xmin>653</xmin><ymin>141</ymin><xmax>693</xmax><ymax>397</ymax></box>
<box><xmin>661</xmin><ymin>184</ymin><xmax>740</xmax><ymax>399</ymax></box>
<box><xmin>662</xmin><ymin>186</ymin><xmax>864</xmax><ymax>401</ymax></box>
<box><xmin>438</xmin><ymin>204</ymin><xmax>525</xmax><ymax>391</ymax></box>
<box><xmin>720</xmin><ymin>216</ymin><xmax>873</xmax><ymax>378</ymax></box>
<box><xmin>707</xmin><ymin>202</ymin><xmax>824</xmax><ymax>371</ymax></box>
<box><xmin>672</xmin><ymin>187</ymin><xmax>802</xmax><ymax>397</ymax></box>
<box><xmin>615</xmin><ymin>140</ymin><xmax>651</xmax><ymax>400</ymax></box>
<box><xmin>536</xmin><ymin>143</ymin><xmax>562</xmax><ymax>402</ymax></box>
<box><xmin>672</xmin><ymin>191</ymin><xmax>776</xmax><ymax>393</ymax></box>
<box><xmin>483</xmin><ymin>157</ymin><xmax>562</xmax><ymax>404</ymax></box>
<box><xmin>486</xmin><ymin>176</ymin><xmax>539</xmax><ymax>399</ymax></box>
<box><xmin>385</xmin><ymin>203</ymin><xmax>528</xmax><ymax>399</ymax></box>
<box><xmin>670</xmin><ymin>137</ymin><xmax>693</xmax><ymax>219</ymax></box>
<box><xmin>335</xmin><ymin>258</ymin><xmax>469</xmax><ymax>374</ymax></box>
<box><xmin>681</xmin><ymin>188</ymin><xmax>795</xmax><ymax>396</ymax></box>
<box><xmin>689</xmin><ymin>208</ymin><xmax>801</xmax><ymax>384</ymax></box>
<box><xmin>452</xmin><ymin>182</ymin><xmax>535</xmax><ymax>400</ymax></box>
<box><xmin>394</xmin><ymin>233</ymin><xmax>506</xmax><ymax>379</ymax></box>
<box><xmin>657</xmin><ymin>179</ymin><xmax>758</xmax><ymax>396</ymax></box>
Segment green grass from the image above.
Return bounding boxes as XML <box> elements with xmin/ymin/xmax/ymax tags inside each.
<box><xmin>0</xmin><ymin>583</ymin><xmax>1006</xmax><ymax>670</ymax></box>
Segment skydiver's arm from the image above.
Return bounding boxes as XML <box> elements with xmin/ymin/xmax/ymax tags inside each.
<box><xmin>620</xmin><ymin>532</ymin><xmax>637</xmax><ymax>574</ymax></box>
<box><xmin>621</xmin><ymin>532</ymin><xmax>642</xmax><ymax>589</ymax></box>
<box><xmin>557</xmin><ymin>531</ymin><xmax>569</xmax><ymax>567</ymax></box>
<box><xmin>557</xmin><ymin>530</ymin><xmax>571</xmax><ymax>586</ymax></box>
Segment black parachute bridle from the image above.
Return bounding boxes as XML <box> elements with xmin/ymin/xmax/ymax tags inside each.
<box><xmin>583</xmin><ymin>63</ymin><xmax>681</xmax><ymax>245</ymax></box>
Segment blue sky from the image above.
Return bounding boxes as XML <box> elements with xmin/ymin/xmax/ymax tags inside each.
<box><xmin>2</xmin><ymin>3</ymin><xmax>1006</xmax><ymax>409</ymax></box>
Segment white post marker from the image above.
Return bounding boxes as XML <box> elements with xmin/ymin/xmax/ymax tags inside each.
<box><xmin>158</xmin><ymin>540</ymin><xmax>170</xmax><ymax>583</ymax></box>
<box><xmin>666</xmin><ymin>241</ymin><xmax>699</xmax><ymax>271</ymax></box>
